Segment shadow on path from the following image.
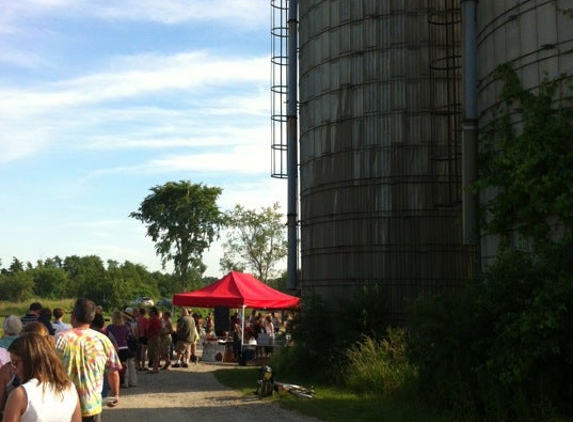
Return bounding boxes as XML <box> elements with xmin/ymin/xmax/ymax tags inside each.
<box><xmin>102</xmin><ymin>363</ymin><xmax>322</xmax><ymax>422</ymax></box>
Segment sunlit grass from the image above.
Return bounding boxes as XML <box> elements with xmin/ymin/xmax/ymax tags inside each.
<box><xmin>0</xmin><ymin>298</ymin><xmax>75</xmax><ymax>316</ymax></box>
<box><xmin>214</xmin><ymin>367</ymin><xmax>454</xmax><ymax>422</ymax></box>
<box><xmin>338</xmin><ymin>330</ymin><xmax>418</xmax><ymax>397</ymax></box>
<box><xmin>215</xmin><ymin>366</ymin><xmax>571</xmax><ymax>422</ymax></box>
<box><xmin>0</xmin><ymin>298</ymin><xmax>76</xmax><ymax>335</ymax></box>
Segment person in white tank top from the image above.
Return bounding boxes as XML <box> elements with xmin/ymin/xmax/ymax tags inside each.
<box><xmin>2</xmin><ymin>333</ymin><xmax>81</xmax><ymax>422</ymax></box>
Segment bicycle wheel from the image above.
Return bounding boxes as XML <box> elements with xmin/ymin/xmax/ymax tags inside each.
<box><xmin>261</xmin><ymin>379</ymin><xmax>273</xmax><ymax>396</ymax></box>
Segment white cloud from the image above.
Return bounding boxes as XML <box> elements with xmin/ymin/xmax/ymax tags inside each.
<box><xmin>0</xmin><ymin>51</ymin><xmax>269</xmax><ymax>163</ymax></box>
<box><xmin>218</xmin><ymin>177</ymin><xmax>287</xmax><ymax>210</ymax></box>
<box><xmin>0</xmin><ymin>50</ymin><xmax>44</xmax><ymax>68</ymax></box>
<box><xmin>62</xmin><ymin>54</ymin><xmax>268</xmax><ymax>103</ymax></box>
<box><xmin>147</xmin><ymin>147</ymin><xmax>269</xmax><ymax>174</ymax></box>
<box><xmin>95</xmin><ymin>0</ymin><xmax>268</xmax><ymax>26</ymax></box>
<box><xmin>83</xmin><ymin>123</ymin><xmax>268</xmax><ymax>150</ymax></box>
<box><xmin>0</xmin><ymin>53</ymin><xmax>268</xmax><ymax>111</ymax></box>
<box><xmin>1</xmin><ymin>0</ymin><xmax>268</xmax><ymax>26</ymax></box>
<box><xmin>86</xmin><ymin>146</ymin><xmax>270</xmax><ymax>177</ymax></box>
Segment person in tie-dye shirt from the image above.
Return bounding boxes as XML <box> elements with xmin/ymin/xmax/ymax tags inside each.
<box><xmin>55</xmin><ymin>299</ymin><xmax>122</xmax><ymax>422</ymax></box>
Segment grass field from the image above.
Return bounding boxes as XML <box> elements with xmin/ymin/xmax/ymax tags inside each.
<box><xmin>214</xmin><ymin>367</ymin><xmax>453</xmax><ymax>422</ymax></box>
<box><xmin>0</xmin><ymin>299</ymin><xmax>76</xmax><ymax>335</ymax></box>
<box><xmin>0</xmin><ymin>299</ymin><xmax>76</xmax><ymax>316</ymax></box>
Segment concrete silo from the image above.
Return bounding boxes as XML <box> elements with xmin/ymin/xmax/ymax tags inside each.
<box><xmin>476</xmin><ymin>0</ymin><xmax>573</xmax><ymax>265</ymax></box>
<box><xmin>297</xmin><ymin>0</ymin><xmax>476</xmax><ymax>324</ymax></box>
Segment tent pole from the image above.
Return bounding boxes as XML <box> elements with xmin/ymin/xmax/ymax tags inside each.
<box><xmin>241</xmin><ymin>305</ymin><xmax>246</xmax><ymax>349</ymax></box>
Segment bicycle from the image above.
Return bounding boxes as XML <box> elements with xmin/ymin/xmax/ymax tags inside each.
<box><xmin>273</xmin><ymin>381</ymin><xmax>314</xmax><ymax>399</ymax></box>
<box><xmin>254</xmin><ymin>365</ymin><xmax>314</xmax><ymax>399</ymax></box>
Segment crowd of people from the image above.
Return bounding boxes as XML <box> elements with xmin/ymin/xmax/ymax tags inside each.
<box><xmin>0</xmin><ymin>300</ymin><xmax>206</xmax><ymax>421</ymax></box>
<box><xmin>0</xmin><ymin>300</ymin><xmax>293</xmax><ymax>422</ymax></box>
<box><xmin>111</xmin><ymin>305</ymin><xmax>202</xmax><ymax>374</ymax></box>
<box><xmin>0</xmin><ymin>299</ymin><xmax>120</xmax><ymax>422</ymax></box>
<box><xmin>227</xmin><ymin>310</ymin><xmax>286</xmax><ymax>363</ymax></box>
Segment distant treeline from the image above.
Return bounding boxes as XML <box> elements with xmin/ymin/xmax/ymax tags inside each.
<box><xmin>0</xmin><ymin>255</ymin><xmax>218</xmax><ymax>310</ymax></box>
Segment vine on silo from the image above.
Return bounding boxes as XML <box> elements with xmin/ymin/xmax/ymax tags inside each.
<box><xmin>409</xmin><ymin>40</ymin><xmax>573</xmax><ymax>422</ymax></box>
<box><xmin>475</xmin><ymin>63</ymin><xmax>573</xmax><ymax>247</ymax></box>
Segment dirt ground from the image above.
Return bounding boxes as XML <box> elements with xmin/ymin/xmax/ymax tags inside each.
<box><xmin>102</xmin><ymin>359</ymin><xmax>323</xmax><ymax>422</ymax></box>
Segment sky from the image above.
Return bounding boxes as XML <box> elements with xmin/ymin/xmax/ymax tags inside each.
<box><xmin>0</xmin><ymin>0</ymin><xmax>287</xmax><ymax>278</ymax></box>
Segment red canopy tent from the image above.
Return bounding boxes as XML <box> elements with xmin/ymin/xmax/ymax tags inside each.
<box><xmin>172</xmin><ymin>271</ymin><xmax>300</xmax><ymax>309</ymax></box>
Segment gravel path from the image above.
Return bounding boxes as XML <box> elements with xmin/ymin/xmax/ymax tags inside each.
<box><xmin>102</xmin><ymin>361</ymin><xmax>323</xmax><ymax>422</ymax></box>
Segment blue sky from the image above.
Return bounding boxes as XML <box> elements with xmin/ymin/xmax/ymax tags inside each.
<box><xmin>0</xmin><ymin>0</ymin><xmax>286</xmax><ymax>277</ymax></box>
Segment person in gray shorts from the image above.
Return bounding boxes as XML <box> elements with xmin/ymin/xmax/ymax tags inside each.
<box><xmin>173</xmin><ymin>308</ymin><xmax>195</xmax><ymax>368</ymax></box>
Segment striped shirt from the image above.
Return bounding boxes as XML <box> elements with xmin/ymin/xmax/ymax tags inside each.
<box><xmin>20</xmin><ymin>313</ymin><xmax>38</xmax><ymax>326</ymax></box>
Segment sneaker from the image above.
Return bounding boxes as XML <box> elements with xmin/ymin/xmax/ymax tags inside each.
<box><xmin>172</xmin><ymin>362</ymin><xmax>181</xmax><ymax>368</ymax></box>
<box><xmin>182</xmin><ymin>362</ymin><xmax>189</xmax><ymax>368</ymax></box>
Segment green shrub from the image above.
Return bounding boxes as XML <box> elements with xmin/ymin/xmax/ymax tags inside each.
<box><xmin>409</xmin><ymin>243</ymin><xmax>573</xmax><ymax>421</ymax></box>
<box><xmin>272</xmin><ymin>289</ymin><xmax>418</xmax><ymax>399</ymax></box>
<box><xmin>0</xmin><ymin>272</ymin><xmax>35</xmax><ymax>302</ymax></box>
<box><xmin>409</xmin><ymin>287</ymin><xmax>487</xmax><ymax>418</ymax></box>
<box><xmin>476</xmin><ymin>244</ymin><xmax>573</xmax><ymax>420</ymax></box>
<box><xmin>338</xmin><ymin>329</ymin><xmax>417</xmax><ymax>396</ymax></box>
<box><xmin>271</xmin><ymin>293</ymin><xmax>340</xmax><ymax>383</ymax></box>
<box><xmin>344</xmin><ymin>283</ymin><xmax>392</xmax><ymax>343</ymax></box>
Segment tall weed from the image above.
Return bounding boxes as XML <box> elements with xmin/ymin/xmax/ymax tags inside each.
<box><xmin>338</xmin><ymin>329</ymin><xmax>417</xmax><ymax>396</ymax></box>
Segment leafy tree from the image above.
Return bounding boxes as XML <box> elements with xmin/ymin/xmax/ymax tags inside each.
<box><xmin>268</xmin><ymin>270</ymin><xmax>287</xmax><ymax>290</ymax></box>
<box><xmin>65</xmin><ymin>255</ymin><xmax>112</xmax><ymax>306</ymax></box>
<box><xmin>220</xmin><ymin>202</ymin><xmax>287</xmax><ymax>283</ymax></box>
<box><xmin>154</xmin><ymin>271</ymin><xmax>178</xmax><ymax>299</ymax></box>
<box><xmin>106</xmin><ymin>277</ymin><xmax>135</xmax><ymax>309</ymax></box>
<box><xmin>106</xmin><ymin>261</ymin><xmax>139</xmax><ymax>306</ymax></box>
<box><xmin>8</xmin><ymin>257</ymin><xmax>24</xmax><ymax>273</ymax></box>
<box><xmin>0</xmin><ymin>254</ymin><xmax>176</xmax><ymax>306</ymax></box>
<box><xmin>109</xmin><ymin>260</ymin><xmax>160</xmax><ymax>301</ymax></box>
<box><xmin>31</xmin><ymin>266</ymin><xmax>70</xmax><ymax>299</ymax></box>
<box><xmin>44</xmin><ymin>256</ymin><xmax>64</xmax><ymax>269</ymax></box>
<box><xmin>130</xmin><ymin>180</ymin><xmax>224</xmax><ymax>291</ymax></box>
<box><xmin>62</xmin><ymin>255</ymin><xmax>86</xmax><ymax>283</ymax></box>
<box><xmin>0</xmin><ymin>271</ymin><xmax>35</xmax><ymax>302</ymax></box>
<box><xmin>201</xmin><ymin>276</ymin><xmax>219</xmax><ymax>286</ymax></box>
